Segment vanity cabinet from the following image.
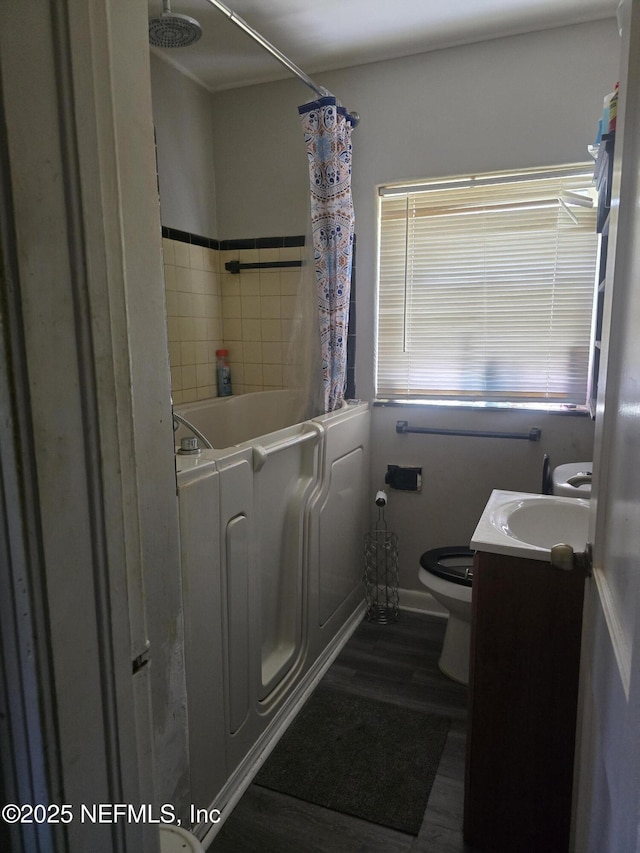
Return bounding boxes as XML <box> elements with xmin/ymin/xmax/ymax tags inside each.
<box><xmin>463</xmin><ymin>550</ymin><xmax>585</xmax><ymax>853</ymax></box>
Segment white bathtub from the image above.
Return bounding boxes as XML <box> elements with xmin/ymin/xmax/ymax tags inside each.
<box><xmin>174</xmin><ymin>389</ymin><xmax>306</xmax><ymax>450</ymax></box>
<box><xmin>174</xmin><ymin>392</ymin><xmax>370</xmax><ymax>840</ymax></box>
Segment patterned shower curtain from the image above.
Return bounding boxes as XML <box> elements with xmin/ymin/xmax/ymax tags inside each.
<box><xmin>299</xmin><ymin>96</ymin><xmax>355</xmax><ymax>412</ymax></box>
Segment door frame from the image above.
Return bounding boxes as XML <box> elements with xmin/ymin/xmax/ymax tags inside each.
<box><xmin>0</xmin><ymin>1</ymin><xmax>183</xmax><ymax>850</ymax></box>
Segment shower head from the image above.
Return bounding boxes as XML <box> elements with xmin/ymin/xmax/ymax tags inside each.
<box><xmin>149</xmin><ymin>0</ymin><xmax>202</xmax><ymax>48</ymax></box>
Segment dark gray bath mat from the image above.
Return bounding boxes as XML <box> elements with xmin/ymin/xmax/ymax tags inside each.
<box><xmin>254</xmin><ymin>684</ymin><xmax>451</xmax><ymax>835</ymax></box>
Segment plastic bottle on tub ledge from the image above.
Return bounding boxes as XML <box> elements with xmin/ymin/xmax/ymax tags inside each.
<box><xmin>216</xmin><ymin>348</ymin><xmax>232</xmax><ymax>397</ymax></box>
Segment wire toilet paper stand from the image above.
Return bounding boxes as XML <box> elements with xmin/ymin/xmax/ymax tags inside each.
<box><xmin>364</xmin><ymin>490</ymin><xmax>399</xmax><ymax>623</ymax></box>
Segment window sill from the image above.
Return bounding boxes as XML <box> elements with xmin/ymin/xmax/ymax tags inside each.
<box><xmin>373</xmin><ymin>398</ymin><xmax>591</xmax><ymax>416</ymax></box>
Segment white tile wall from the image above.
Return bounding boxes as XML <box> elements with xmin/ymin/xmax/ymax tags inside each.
<box><xmin>163</xmin><ymin>237</ymin><xmax>223</xmax><ymax>404</ymax></box>
<box><xmin>163</xmin><ymin>237</ymin><xmax>302</xmax><ymax>400</ymax></box>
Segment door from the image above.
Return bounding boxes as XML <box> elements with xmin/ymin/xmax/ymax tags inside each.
<box><xmin>573</xmin><ymin>3</ymin><xmax>640</xmax><ymax>850</ymax></box>
<box><xmin>0</xmin><ymin>1</ymin><xmax>183</xmax><ymax>850</ymax></box>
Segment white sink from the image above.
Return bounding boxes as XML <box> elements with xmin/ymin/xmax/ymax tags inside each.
<box><xmin>471</xmin><ymin>490</ymin><xmax>590</xmax><ymax>562</ymax></box>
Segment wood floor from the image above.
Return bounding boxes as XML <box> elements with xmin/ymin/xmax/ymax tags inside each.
<box><xmin>209</xmin><ymin>610</ymin><xmax>478</xmax><ymax>852</ymax></box>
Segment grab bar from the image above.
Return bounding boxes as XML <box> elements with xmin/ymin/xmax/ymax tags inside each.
<box><xmin>253</xmin><ymin>422</ymin><xmax>324</xmax><ymax>471</ymax></box>
<box><xmin>395</xmin><ymin>420</ymin><xmax>542</xmax><ymax>442</ymax></box>
<box><xmin>225</xmin><ymin>260</ymin><xmax>302</xmax><ymax>274</ymax></box>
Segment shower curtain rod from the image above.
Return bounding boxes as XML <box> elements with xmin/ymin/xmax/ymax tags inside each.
<box><xmin>204</xmin><ymin>0</ymin><xmax>359</xmax><ymax>124</ymax></box>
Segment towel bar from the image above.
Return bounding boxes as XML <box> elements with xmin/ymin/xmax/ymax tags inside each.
<box><xmin>395</xmin><ymin>421</ymin><xmax>541</xmax><ymax>441</ymax></box>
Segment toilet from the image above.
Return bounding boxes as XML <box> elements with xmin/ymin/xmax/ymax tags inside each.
<box><xmin>418</xmin><ymin>546</ymin><xmax>474</xmax><ymax>685</ymax></box>
<box><xmin>551</xmin><ymin>461</ymin><xmax>592</xmax><ymax>498</ymax></box>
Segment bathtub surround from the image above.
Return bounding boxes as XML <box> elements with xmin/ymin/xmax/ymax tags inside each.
<box><xmin>163</xmin><ymin>231</ymin><xmax>305</xmax><ymax>402</ymax></box>
<box><xmin>220</xmin><ymin>242</ymin><xmax>303</xmax><ymax>397</ymax></box>
<box><xmin>163</xmin><ymin>236</ymin><xmax>223</xmax><ymax>402</ymax></box>
<box><xmin>163</xmin><ymin>228</ymin><xmax>358</xmax><ymax>408</ymax></box>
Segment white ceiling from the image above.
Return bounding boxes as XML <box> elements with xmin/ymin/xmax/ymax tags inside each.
<box><xmin>148</xmin><ymin>0</ymin><xmax>618</xmax><ymax>93</ymax></box>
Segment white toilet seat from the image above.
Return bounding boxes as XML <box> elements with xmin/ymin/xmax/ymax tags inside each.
<box><xmin>418</xmin><ymin>548</ymin><xmax>475</xmax><ymax>685</ymax></box>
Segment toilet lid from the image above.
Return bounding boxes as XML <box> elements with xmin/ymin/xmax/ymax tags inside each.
<box><xmin>419</xmin><ymin>547</ymin><xmax>474</xmax><ymax>587</ymax></box>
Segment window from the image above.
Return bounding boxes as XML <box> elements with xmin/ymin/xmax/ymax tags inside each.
<box><xmin>377</xmin><ymin>166</ymin><xmax>598</xmax><ymax>405</ymax></box>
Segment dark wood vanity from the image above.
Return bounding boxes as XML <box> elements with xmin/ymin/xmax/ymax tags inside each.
<box><xmin>464</xmin><ymin>550</ymin><xmax>585</xmax><ymax>853</ymax></box>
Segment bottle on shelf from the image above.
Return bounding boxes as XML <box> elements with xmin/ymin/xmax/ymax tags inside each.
<box><xmin>602</xmin><ymin>83</ymin><xmax>618</xmax><ymax>136</ymax></box>
<box><xmin>216</xmin><ymin>349</ymin><xmax>232</xmax><ymax>397</ymax></box>
<box><xmin>608</xmin><ymin>82</ymin><xmax>619</xmax><ymax>134</ymax></box>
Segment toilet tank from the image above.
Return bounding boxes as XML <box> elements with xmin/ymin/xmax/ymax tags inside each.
<box><xmin>552</xmin><ymin>462</ymin><xmax>592</xmax><ymax>498</ymax></box>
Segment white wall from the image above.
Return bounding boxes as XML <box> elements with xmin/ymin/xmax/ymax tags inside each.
<box><xmin>151</xmin><ymin>53</ymin><xmax>218</xmax><ymax>237</ymax></box>
<box><xmin>211</xmin><ymin>78</ymin><xmax>311</xmax><ymax>238</ymax></box>
<box><xmin>373</xmin><ymin>406</ymin><xmax>595</xmax><ymax>593</ymax></box>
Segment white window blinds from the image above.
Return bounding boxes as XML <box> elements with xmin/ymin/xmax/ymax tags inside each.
<box><xmin>377</xmin><ymin>166</ymin><xmax>598</xmax><ymax>403</ymax></box>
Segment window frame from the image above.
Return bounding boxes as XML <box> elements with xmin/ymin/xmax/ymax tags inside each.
<box><xmin>375</xmin><ymin>165</ymin><xmax>599</xmax><ymax>410</ymax></box>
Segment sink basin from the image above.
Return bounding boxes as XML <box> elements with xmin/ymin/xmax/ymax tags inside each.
<box><xmin>492</xmin><ymin>495</ymin><xmax>589</xmax><ymax>549</ymax></box>
<box><xmin>471</xmin><ymin>490</ymin><xmax>590</xmax><ymax>562</ymax></box>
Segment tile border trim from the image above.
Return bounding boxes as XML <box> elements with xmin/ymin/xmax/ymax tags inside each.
<box><xmin>161</xmin><ymin>226</ymin><xmax>305</xmax><ymax>251</ymax></box>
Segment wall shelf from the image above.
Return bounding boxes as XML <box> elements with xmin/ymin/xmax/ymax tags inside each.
<box><xmin>588</xmin><ymin>132</ymin><xmax>615</xmax><ymax>418</ymax></box>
